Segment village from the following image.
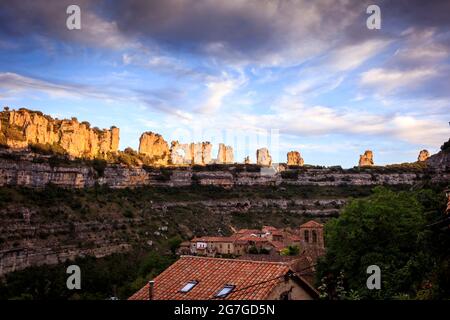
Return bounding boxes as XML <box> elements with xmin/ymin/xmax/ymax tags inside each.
<box><xmin>129</xmin><ymin>220</ymin><xmax>326</xmax><ymax>300</ymax></box>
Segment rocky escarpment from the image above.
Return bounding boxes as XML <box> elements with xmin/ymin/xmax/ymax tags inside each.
<box><xmin>427</xmin><ymin>140</ymin><xmax>450</xmax><ymax>171</ymax></box>
<box><xmin>0</xmin><ymin>183</ymin><xmax>353</xmax><ymax>276</ymax></box>
<box><xmin>0</xmin><ymin>108</ymin><xmax>119</xmax><ymax>158</ymax></box>
<box><xmin>0</xmin><ymin>150</ymin><xmax>447</xmax><ymax>189</ymax></box>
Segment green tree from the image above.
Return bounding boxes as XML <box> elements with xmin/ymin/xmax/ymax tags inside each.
<box><xmin>316</xmin><ymin>187</ymin><xmax>432</xmax><ymax>299</ymax></box>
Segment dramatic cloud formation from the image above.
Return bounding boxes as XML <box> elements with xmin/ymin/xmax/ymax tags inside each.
<box><xmin>0</xmin><ymin>0</ymin><xmax>449</xmax><ymax>166</ymax></box>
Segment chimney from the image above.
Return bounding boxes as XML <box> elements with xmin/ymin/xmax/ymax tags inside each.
<box><xmin>148</xmin><ymin>280</ymin><xmax>154</xmax><ymax>300</ymax></box>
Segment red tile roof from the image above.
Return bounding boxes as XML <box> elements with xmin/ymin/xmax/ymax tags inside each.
<box><xmin>234</xmin><ymin>235</ymin><xmax>269</xmax><ymax>244</ymax></box>
<box><xmin>129</xmin><ymin>256</ymin><xmax>296</xmax><ymax>300</ymax></box>
<box><xmin>269</xmin><ymin>241</ymin><xmax>286</xmax><ymax>251</ymax></box>
<box><xmin>235</xmin><ymin>229</ymin><xmax>262</xmax><ymax>235</ymax></box>
<box><xmin>300</xmin><ymin>220</ymin><xmax>323</xmax><ymax>228</ymax></box>
<box><xmin>191</xmin><ymin>236</ymin><xmax>235</xmax><ymax>242</ymax></box>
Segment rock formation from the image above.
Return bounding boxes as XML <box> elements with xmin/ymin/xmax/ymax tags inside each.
<box><xmin>170</xmin><ymin>141</ymin><xmax>212</xmax><ymax>165</ymax></box>
<box><xmin>0</xmin><ymin>108</ymin><xmax>119</xmax><ymax>158</ymax></box>
<box><xmin>359</xmin><ymin>150</ymin><xmax>374</xmax><ymax>166</ymax></box>
<box><xmin>217</xmin><ymin>144</ymin><xmax>234</xmax><ymax>164</ymax></box>
<box><xmin>244</xmin><ymin>156</ymin><xmax>250</xmax><ymax>164</ymax></box>
<box><xmin>138</xmin><ymin>132</ymin><xmax>170</xmax><ymax>165</ymax></box>
<box><xmin>418</xmin><ymin>149</ymin><xmax>430</xmax><ymax>162</ymax></box>
<box><xmin>170</xmin><ymin>141</ymin><xmax>192</xmax><ymax>165</ymax></box>
<box><xmin>287</xmin><ymin>151</ymin><xmax>304</xmax><ymax>166</ymax></box>
<box><xmin>257</xmin><ymin>148</ymin><xmax>272</xmax><ymax>166</ymax></box>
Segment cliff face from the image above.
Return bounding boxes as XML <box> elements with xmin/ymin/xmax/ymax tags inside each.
<box><xmin>257</xmin><ymin>148</ymin><xmax>272</xmax><ymax>166</ymax></box>
<box><xmin>170</xmin><ymin>141</ymin><xmax>212</xmax><ymax>165</ymax></box>
<box><xmin>1</xmin><ymin>151</ymin><xmax>447</xmax><ymax>189</ymax></box>
<box><xmin>427</xmin><ymin>149</ymin><xmax>450</xmax><ymax>171</ymax></box>
<box><xmin>217</xmin><ymin>144</ymin><xmax>234</xmax><ymax>164</ymax></box>
<box><xmin>287</xmin><ymin>151</ymin><xmax>304</xmax><ymax>166</ymax></box>
<box><xmin>359</xmin><ymin>150</ymin><xmax>374</xmax><ymax>166</ymax></box>
<box><xmin>418</xmin><ymin>149</ymin><xmax>430</xmax><ymax>162</ymax></box>
<box><xmin>0</xmin><ymin>108</ymin><xmax>119</xmax><ymax>159</ymax></box>
<box><xmin>138</xmin><ymin>132</ymin><xmax>170</xmax><ymax>165</ymax></box>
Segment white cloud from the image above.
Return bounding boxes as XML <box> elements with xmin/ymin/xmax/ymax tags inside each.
<box><xmin>360</xmin><ymin>68</ymin><xmax>437</xmax><ymax>93</ymax></box>
<box><xmin>327</xmin><ymin>39</ymin><xmax>391</xmax><ymax>71</ymax></box>
<box><xmin>197</xmin><ymin>71</ymin><xmax>247</xmax><ymax>113</ymax></box>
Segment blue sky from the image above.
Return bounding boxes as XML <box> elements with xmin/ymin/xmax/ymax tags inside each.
<box><xmin>0</xmin><ymin>0</ymin><xmax>449</xmax><ymax>167</ymax></box>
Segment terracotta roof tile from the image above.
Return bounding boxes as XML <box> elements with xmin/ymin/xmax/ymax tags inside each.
<box><xmin>128</xmin><ymin>256</ymin><xmax>291</xmax><ymax>300</ymax></box>
<box><xmin>300</xmin><ymin>220</ymin><xmax>323</xmax><ymax>228</ymax></box>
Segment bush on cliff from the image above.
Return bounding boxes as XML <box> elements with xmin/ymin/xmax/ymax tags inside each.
<box><xmin>30</xmin><ymin>143</ymin><xmax>67</xmax><ymax>156</ymax></box>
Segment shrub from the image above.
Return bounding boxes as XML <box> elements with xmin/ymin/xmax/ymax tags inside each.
<box><xmin>30</xmin><ymin>143</ymin><xmax>67</xmax><ymax>156</ymax></box>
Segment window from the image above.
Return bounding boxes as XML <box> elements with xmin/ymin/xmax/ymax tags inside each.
<box><xmin>312</xmin><ymin>230</ymin><xmax>317</xmax><ymax>243</ymax></box>
<box><xmin>304</xmin><ymin>230</ymin><xmax>310</xmax><ymax>243</ymax></box>
<box><xmin>180</xmin><ymin>280</ymin><xmax>198</xmax><ymax>293</ymax></box>
<box><xmin>215</xmin><ymin>285</ymin><xmax>235</xmax><ymax>298</ymax></box>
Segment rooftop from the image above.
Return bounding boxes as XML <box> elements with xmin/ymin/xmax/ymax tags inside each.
<box><xmin>129</xmin><ymin>256</ymin><xmax>302</xmax><ymax>300</ymax></box>
<box><xmin>300</xmin><ymin>221</ymin><xmax>324</xmax><ymax>228</ymax></box>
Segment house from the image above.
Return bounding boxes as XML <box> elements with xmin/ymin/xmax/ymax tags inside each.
<box><xmin>186</xmin><ymin>220</ymin><xmax>325</xmax><ymax>257</ymax></box>
<box><xmin>190</xmin><ymin>237</ymin><xmax>236</xmax><ymax>256</ymax></box>
<box><xmin>129</xmin><ymin>256</ymin><xmax>318</xmax><ymax>300</ymax></box>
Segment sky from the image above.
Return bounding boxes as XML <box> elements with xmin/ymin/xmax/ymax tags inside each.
<box><xmin>0</xmin><ymin>0</ymin><xmax>449</xmax><ymax>167</ymax></box>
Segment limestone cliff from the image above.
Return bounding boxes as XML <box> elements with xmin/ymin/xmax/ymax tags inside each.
<box><xmin>359</xmin><ymin>150</ymin><xmax>374</xmax><ymax>167</ymax></box>
<box><xmin>138</xmin><ymin>132</ymin><xmax>170</xmax><ymax>165</ymax></box>
<box><xmin>170</xmin><ymin>141</ymin><xmax>212</xmax><ymax>165</ymax></box>
<box><xmin>257</xmin><ymin>148</ymin><xmax>272</xmax><ymax>166</ymax></box>
<box><xmin>287</xmin><ymin>151</ymin><xmax>304</xmax><ymax>166</ymax></box>
<box><xmin>217</xmin><ymin>143</ymin><xmax>234</xmax><ymax>164</ymax></box>
<box><xmin>418</xmin><ymin>149</ymin><xmax>430</xmax><ymax>162</ymax></box>
<box><xmin>0</xmin><ymin>108</ymin><xmax>119</xmax><ymax>159</ymax></box>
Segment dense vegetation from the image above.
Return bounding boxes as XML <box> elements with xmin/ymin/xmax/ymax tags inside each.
<box><xmin>316</xmin><ymin>186</ymin><xmax>450</xmax><ymax>299</ymax></box>
<box><xmin>0</xmin><ymin>249</ymin><xmax>176</xmax><ymax>300</ymax></box>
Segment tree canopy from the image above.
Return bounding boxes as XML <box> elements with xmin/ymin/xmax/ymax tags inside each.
<box><xmin>316</xmin><ymin>186</ymin><xmax>449</xmax><ymax>299</ymax></box>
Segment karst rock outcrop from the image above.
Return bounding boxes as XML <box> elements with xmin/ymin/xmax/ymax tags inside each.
<box><xmin>418</xmin><ymin>149</ymin><xmax>430</xmax><ymax>162</ymax></box>
<box><xmin>138</xmin><ymin>132</ymin><xmax>170</xmax><ymax>165</ymax></box>
<box><xmin>287</xmin><ymin>151</ymin><xmax>304</xmax><ymax>166</ymax></box>
<box><xmin>0</xmin><ymin>108</ymin><xmax>119</xmax><ymax>158</ymax></box>
<box><xmin>244</xmin><ymin>156</ymin><xmax>250</xmax><ymax>164</ymax></box>
<box><xmin>217</xmin><ymin>144</ymin><xmax>234</xmax><ymax>164</ymax></box>
<box><xmin>359</xmin><ymin>150</ymin><xmax>374</xmax><ymax>167</ymax></box>
<box><xmin>170</xmin><ymin>141</ymin><xmax>212</xmax><ymax>165</ymax></box>
<box><xmin>257</xmin><ymin>148</ymin><xmax>272</xmax><ymax>166</ymax></box>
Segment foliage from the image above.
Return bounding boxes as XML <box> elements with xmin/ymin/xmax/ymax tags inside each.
<box><xmin>280</xmin><ymin>245</ymin><xmax>300</xmax><ymax>256</ymax></box>
<box><xmin>168</xmin><ymin>235</ymin><xmax>183</xmax><ymax>254</ymax></box>
<box><xmin>316</xmin><ymin>186</ymin><xmax>449</xmax><ymax>299</ymax></box>
<box><xmin>0</xmin><ymin>250</ymin><xmax>176</xmax><ymax>300</ymax></box>
<box><xmin>30</xmin><ymin>143</ymin><xmax>67</xmax><ymax>156</ymax></box>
